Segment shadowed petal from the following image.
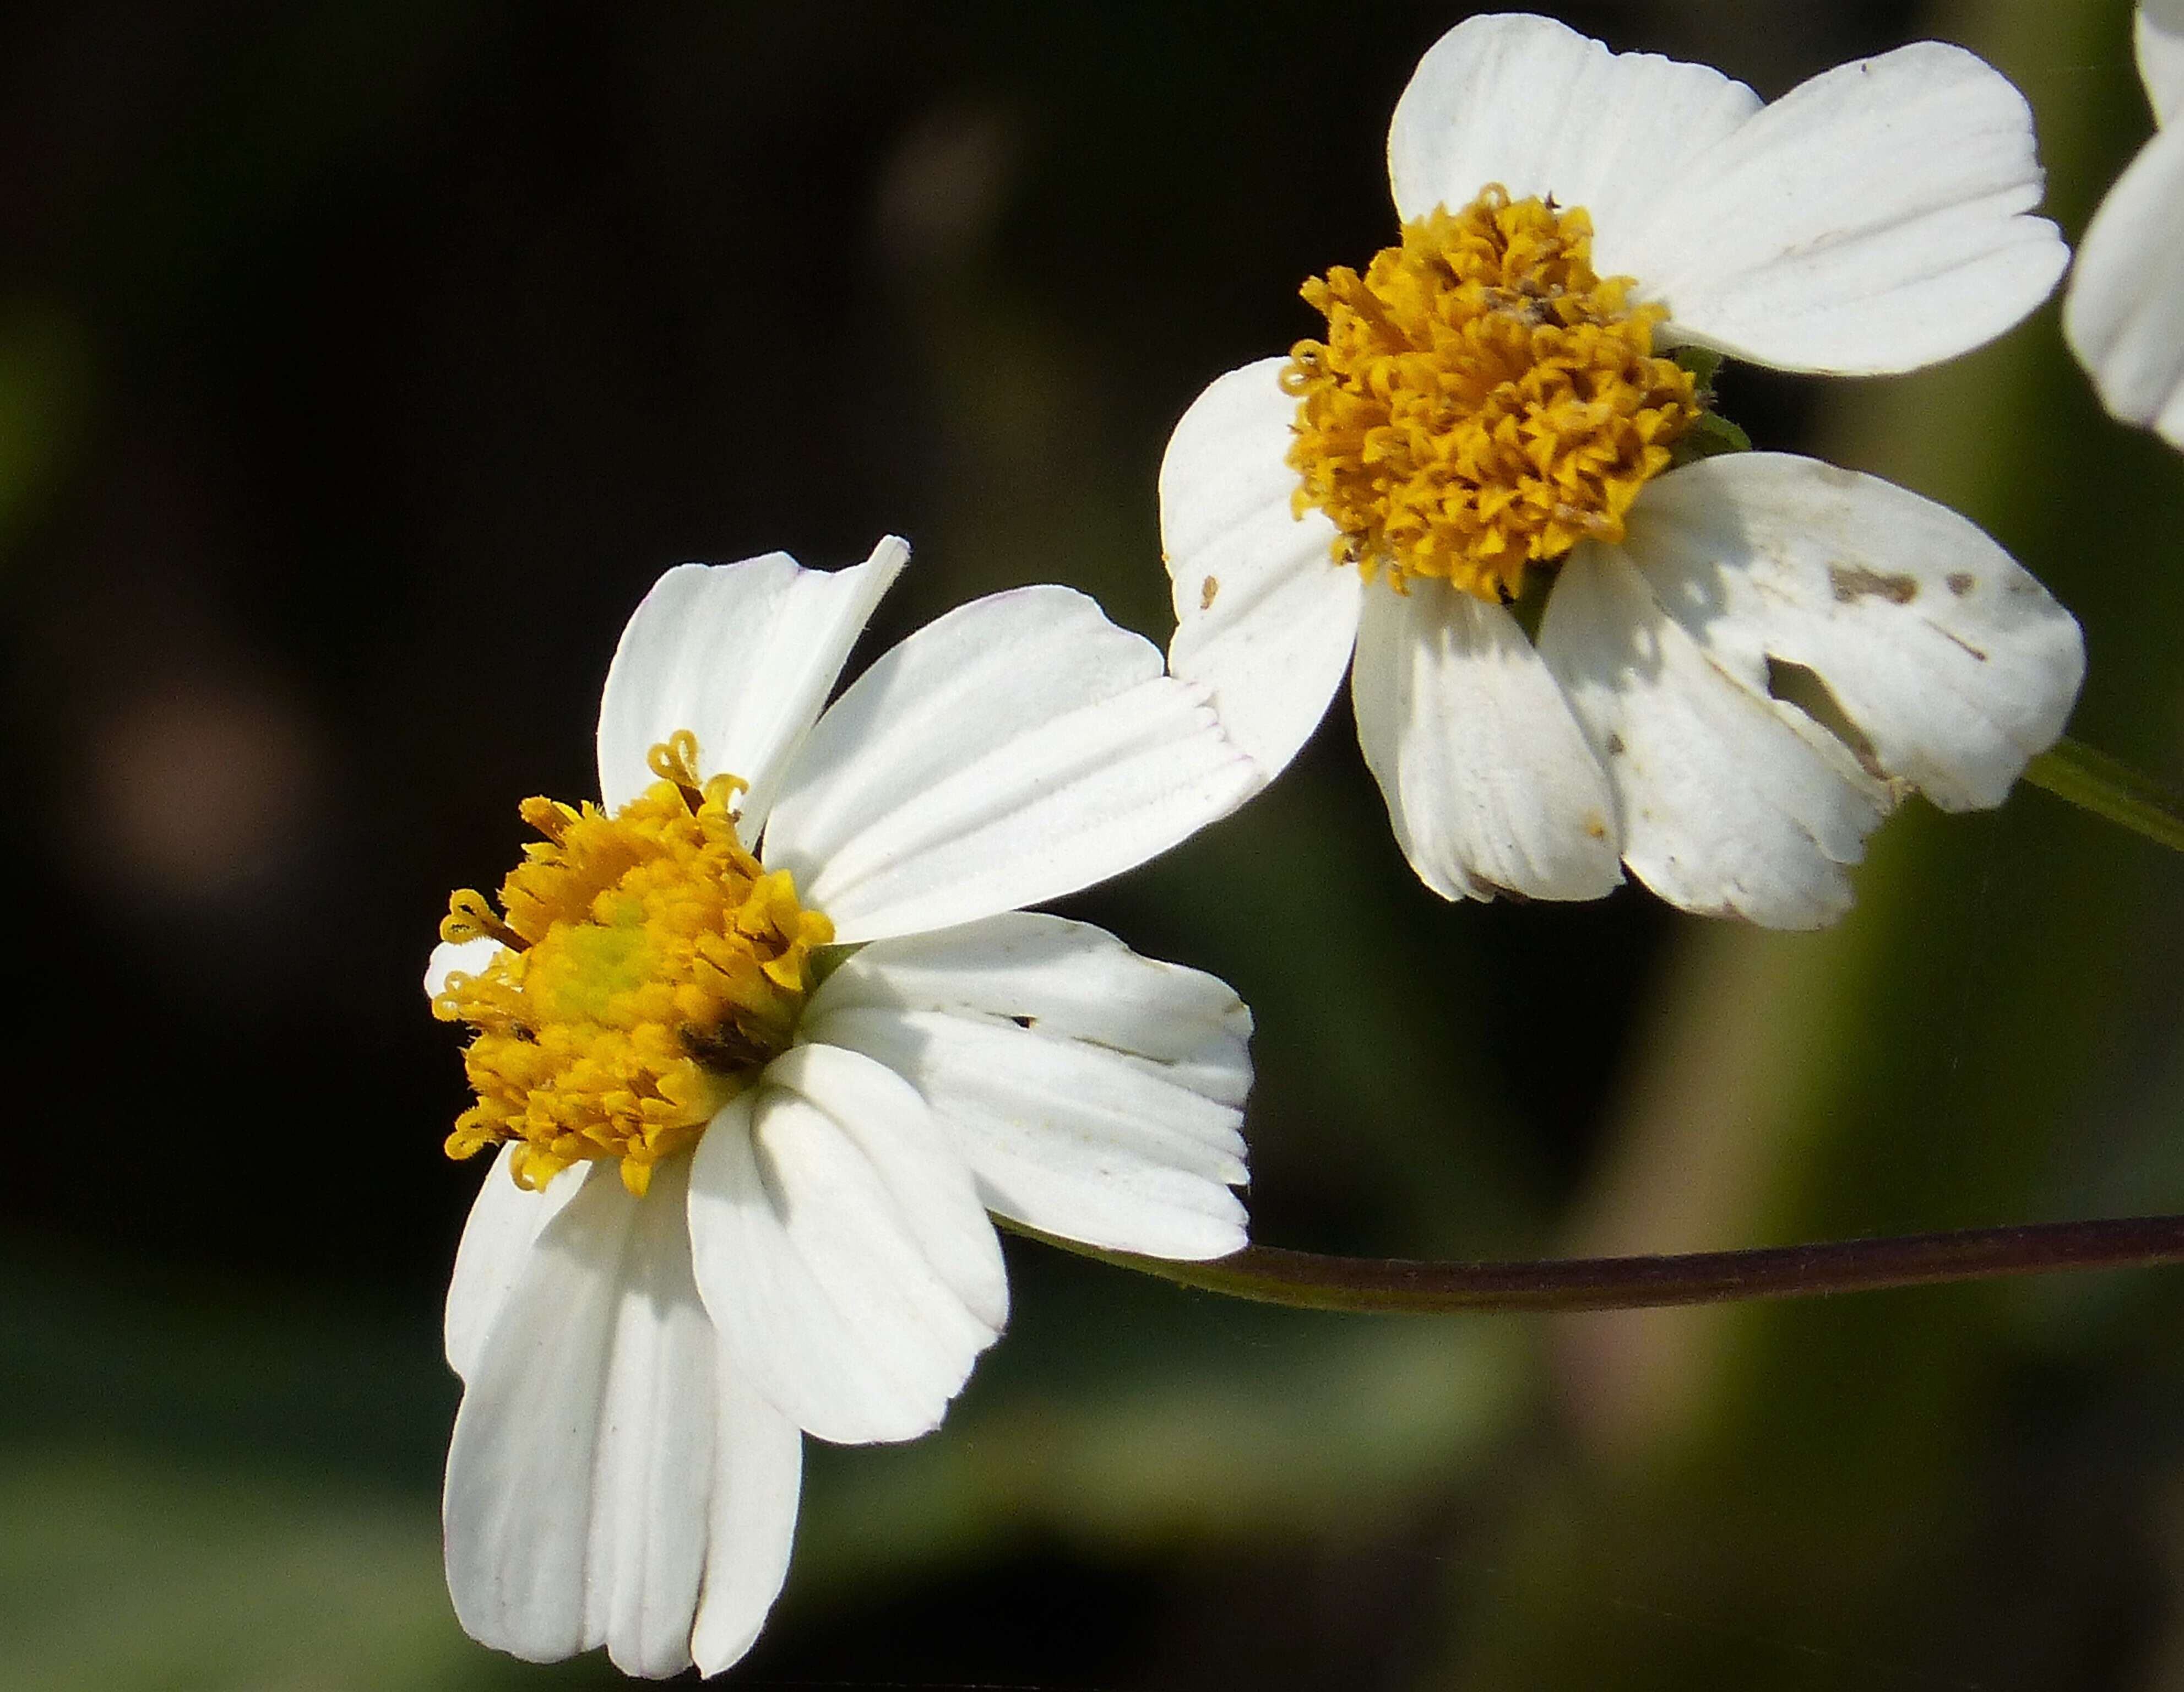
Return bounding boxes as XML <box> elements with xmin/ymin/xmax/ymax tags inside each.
<box><xmin>2066</xmin><ymin>124</ymin><xmax>2184</xmax><ymax>447</ymax></box>
<box><xmin>443</xmin><ymin>1149</ymin><xmax>592</xmax><ymax>1383</ymax></box>
<box><xmin>1619</xmin><ymin>454</ymin><xmax>2083</xmax><ymax>811</ymax></box>
<box><xmin>805</xmin><ymin>913</ymin><xmax>1252</xmax><ymax>1261</ymax></box>
<box><xmin>443</xmin><ymin>1157</ymin><xmax>802</xmax><ymax>1680</ymax></box>
<box><xmin>688</xmin><ymin>1045</ymin><xmax>1007</xmax><ymax>1445</ymax></box>
<box><xmin>1540</xmin><ymin>543</ymin><xmax>1887</xmax><ymax>928</ymax></box>
<box><xmin>2142</xmin><ymin>0</ymin><xmax>2184</xmax><ymax>126</ymax></box>
<box><xmin>1351</xmin><ymin>577</ymin><xmax>1621</xmax><ymax>903</ymax></box>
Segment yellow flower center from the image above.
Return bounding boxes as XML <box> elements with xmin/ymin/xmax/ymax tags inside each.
<box><xmin>1281</xmin><ymin>186</ymin><xmax>1702</xmax><ymax>605</ymax></box>
<box><xmin>431</xmin><ymin>731</ymin><xmax>834</xmax><ymax>1197</ymax></box>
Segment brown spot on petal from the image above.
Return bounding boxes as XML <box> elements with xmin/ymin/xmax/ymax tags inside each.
<box><xmin>1829</xmin><ymin>564</ymin><xmax>1919</xmax><ymax>605</ymax></box>
<box><xmin>1200</xmin><ymin>575</ymin><xmax>1219</xmax><ymax>610</ymax></box>
<box><xmin>1946</xmin><ymin>572</ymin><xmax>1975</xmax><ymax>597</ymax></box>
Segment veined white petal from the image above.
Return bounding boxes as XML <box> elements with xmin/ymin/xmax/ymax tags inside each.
<box><xmin>444</xmin><ymin>1148</ymin><xmax>594</xmax><ymax>1382</ymax></box>
<box><xmin>807</xmin><ymin>1006</ymin><xmax>1249</xmax><ymax>1260</ymax></box>
<box><xmin>2065</xmin><ymin>123</ymin><xmax>2184</xmax><ymax>447</ymax></box>
<box><xmin>805</xmin><ymin>910</ymin><xmax>1252</xmax><ymax>1099</ymax></box>
<box><xmin>1539</xmin><ymin>544</ymin><xmax>1889</xmax><ymax>929</ymax></box>
<box><xmin>426</xmin><ymin>936</ymin><xmax>504</xmax><ymax>998</ymax></box>
<box><xmin>687</xmin><ymin>1044</ymin><xmax>1007</xmax><ymax>1446</ymax></box>
<box><xmin>1617</xmin><ymin>455</ymin><xmax>2082</xmax><ymax>810</ymax></box>
<box><xmin>1160</xmin><ymin>357</ymin><xmax>1363</xmax><ymax>780</ymax></box>
<box><xmin>2143</xmin><ymin>0</ymin><xmax>2184</xmax><ymax>126</ymax></box>
<box><xmin>1624</xmin><ymin>42</ymin><xmax>2066</xmax><ymax>376</ymax></box>
<box><xmin>594</xmin><ymin>536</ymin><xmax>910</xmax><ymax>827</ymax></box>
<box><xmin>1350</xmin><ymin>577</ymin><xmax>1621</xmax><ymax>903</ymax></box>
<box><xmin>761</xmin><ymin>587</ymin><xmax>1257</xmax><ymax>944</ymax></box>
<box><xmin>803</xmin><ymin>913</ymin><xmax>1252</xmax><ymax>1261</ymax></box>
<box><xmin>690</xmin><ymin>1366</ymin><xmax>803</xmax><ymax>1678</ymax></box>
<box><xmin>443</xmin><ymin>1157</ymin><xmax>802</xmax><ymax>1680</ymax></box>
<box><xmin>1386</xmin><ymin>13</ymin><xmax>1759</xmax><ymax>245</ymax></box>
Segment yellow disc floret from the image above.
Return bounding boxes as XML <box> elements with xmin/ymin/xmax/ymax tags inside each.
<box><xmin>1282</xmin><ymin>186</ymin><xmax>1702</xmax><ymax>604</ymax></box>
<box><xmin>432</xmin><ymin>731</ymin><xmax>834</xmax><ymax>1197</ymax></box>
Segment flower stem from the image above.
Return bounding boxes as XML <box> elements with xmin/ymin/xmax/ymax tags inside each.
<box><xmin>2024</xmin><ymin>736</ymin><xmax>2184</xmax><ymax>854</ymax></box>
<box><xmin>998</xmin><ymin>1214</ymin><xmax>2184</xmax><ymax>1314</ymax></box>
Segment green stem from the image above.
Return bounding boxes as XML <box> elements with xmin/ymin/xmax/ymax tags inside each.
<box><xmin>2024</xmin><ymin>736</ymin><xmax>2184</xmax><ymax>853</ymax></box>
<box><xmin>999</xmin><ymin>1214</ymin><xmax>2184</xmax><ymax>1315</ymax></box>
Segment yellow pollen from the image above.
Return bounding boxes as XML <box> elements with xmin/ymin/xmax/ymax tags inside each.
<box><xmin>1281</xmin><ymin>186</ymin><xmax>1703</xmax><ymax>605</ymax></box>
<box><xmin>432</xmin><ymin>736</ymin><xmax>834</xmax><ymax>1197</ymax></box>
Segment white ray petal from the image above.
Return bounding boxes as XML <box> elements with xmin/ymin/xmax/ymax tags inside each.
<box><xmin>1350</xmin><ymin>576</ymin><xmax>1620</xmax><ymax>903</ymax></box>
<box><xmin>805</xmin><ymin>913</ymin><xmax>1252</xmax><ymax>1261</ymax></box>
<box><xmin>760</xmin><ymin>587</ymin><xmax>1256</xmax><ymax>943</ymax></box>
<box><xmin>1386</xmin><ymin>13</ymin><xmax>1759</xmax><ymax>243</ymax></box>
<box><xmin>594</xmin><ymin>536</ymin><xmax>909</xmax><ymax>827</ymax></box>
<box><xmin>2142</xmin><ymin>0</ymin><xmax>2184</xmax><ymax>126</ymax></box>
<box><xmin>805</xmin><ymin>910</ymin><xmax>1252</xmax><ymax>1100</ymax></box>
<box><xmin>690</xmin><ymin>1366</ymin><xmax>803</xmax><ymax>1678</ymax></box>
<box><xmin>443</xmin><ymin>1149</ymin><xmax>594</xmax><ymax>1383</ymax></box>
<box><xmin>443</xmin><ymin>1157</ymin><xmax>801</xmax><ymax>1680</ymax></box>
<box><xmin>2066</xmin><ymin>123</ymin><xmax>2184</xmax><ymax>448</ymax></box>
<box><xmin>687</xmin><ymin>1044</ymin><xmax>1007</xmax><ymax>1445</ymax></box>
<box><xmin>1159</xmin><ymin>357</ymin><xmax>1363</xmax><ymax>781</ymax></box>
<box><xmin>1539</xmin><ymin>544</ymin><xmax>1889</xmax><ymax>929</ymax></box>
<box><xmin>1616</xmin><ymin>455</ymin><xmax>2082</xmax><ymax>811</ymax></box>
<box><xmin>425</xmin><ymin>936</ymin><xmax>503</xmax><ymax>998</ymax></box>
<box><xmin>1623</xmin><ymin>42</ymin><xmax>2065</xmax><ymax>375</ymax></box>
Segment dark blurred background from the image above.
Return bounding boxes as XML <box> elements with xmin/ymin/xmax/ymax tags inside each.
<box><xmin>4</xmin><ymin>0</ymin><xmax>2183</xmax><ymax>1686</ymax></box>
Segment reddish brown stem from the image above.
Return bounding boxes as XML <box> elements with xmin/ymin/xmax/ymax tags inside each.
<box><xmin>1003</xmin><ymin>1214</ymin><xmax>2184</xmax><ymax>1314</ymax></box>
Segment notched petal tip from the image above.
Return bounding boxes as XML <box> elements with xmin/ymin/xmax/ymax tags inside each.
<box><xmin>1387</xmin><ymin>12</ymin><xmax>1760</xmax><ymax>253</ymax></box>
<box><xmin>1620</xmin><ymin>38</ymin><xmax>2066</xmax><ymax>376</ymax></box>
<box><xmin>596</xmin><ymin>534</ymin><xmax>912</xmax><ymax>822</ymax></box>
<box><xmin>766</xmin><ymin>588</ymin><xmax>1260</xmax><ymax>943</ymax></box>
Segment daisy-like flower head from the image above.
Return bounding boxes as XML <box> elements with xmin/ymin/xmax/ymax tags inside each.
<box><xmin>426</xmin><ymin>536</ymin><xmax>1259</xmax><ymax>1678</ymax></box>
<box><xmin>1162</xmin><ymin>13</ymin><xmax>2087</xmax><ymax>928</ymax></box>
<box><xmin>2065</xmin><ymin>0</ymin><xmax>2184</xmax><ymax>446</ymax></box>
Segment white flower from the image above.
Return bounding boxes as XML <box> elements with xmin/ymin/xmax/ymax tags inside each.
<box><xmin>2065</xmin><ymin>0</ymin><xmax>2184</xmax><ymax>446</ymax></box>
<box><xmin>424</xmin><ymin>536</ymin><xmax>1258</xmax><ymax>1678</ymax></box>
<box><xmin>1161</xmin><ymin>12</ymin><xmax>2084</xmax><ymax>928</ymax></box>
